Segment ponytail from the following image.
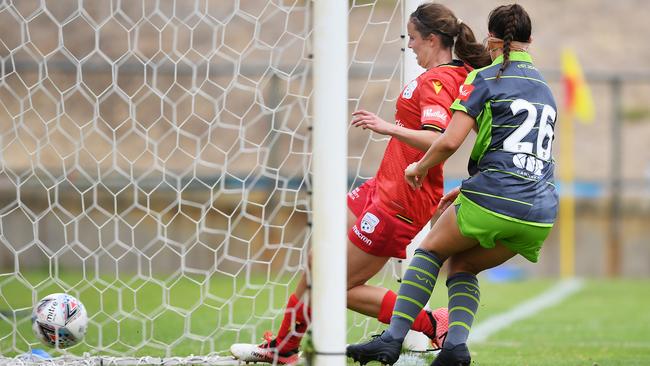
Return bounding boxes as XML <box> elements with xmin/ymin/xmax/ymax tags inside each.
<box><xmin>496</xmin><ymin>7</ymin><xmax>517</xmax><ymax>78</ymax></box>
<box><xmin>410</xmin><ymin>3</ymin><xmax>490</xmax><ymax>69</ymax></box>
<box><xmin>454</xmin><ymin>22</ymin><xmax>491</xmax><ymax>69</ymax></box>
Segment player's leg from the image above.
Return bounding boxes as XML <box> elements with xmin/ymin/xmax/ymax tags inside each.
<box><xmin>347</xmin><ymin>206</ymin><xmax>475</xmax><ymax>365</ymax></box>
<box><xmin>431</xmin><ymin>243</ymin><xmax>516</xmax><ymax>366</ymax></box>
<box><xmin>385</xmin><ymin>206</ymin><xmax>477</xmax><ymax>340</ymax></box>
<box><xmin>271</xmin><ymin>179</ymin><xmax>377</xmax><ymax>351</ymax></box>
<box><xmin>433</xmin><ymin>193</ymin><xmax>544</xmax><ymax>365</ymax></box>
<box><xmin>254</xmin><ymin>230</ymin><xmax>391</xmax><ymax>361</ymax></box>
<box><xmin>347</xmin><ymin>199</ymin><xmax>450</xmax><ymax>346</ymax></box>
<box><xmin>228</xmin><ymin>280</ymin><xmax>309</xmax><ymax>364</ymax></box>
<box><xmin>347</xmin><ymin>242</ymin><xmax>447</xmax><ymax>348</ymax></box>
<box><xmin>230</xmin><ymin>207</ymin><xmax>357</xmax><ymax>364</ymax></box>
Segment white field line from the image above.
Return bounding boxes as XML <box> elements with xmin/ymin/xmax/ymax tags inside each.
<box><xmin>469</xmin><ymin>278</ymin><xmax>585</xmax><ymax>344</ymax></box>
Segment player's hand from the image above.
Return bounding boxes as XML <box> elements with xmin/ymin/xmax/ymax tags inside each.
<box><xmin>437</xmin><ymin>186</ymin><xmax>461</xmax><ymax>213</ymax></box>
<box><xmin>405</xmin><ymin>161</ymin><xmax>427</xmax><ymax>190</ymax></box>
<box><xmin>351</xmin><ymin>110</ymin><xmax>395</xmax><ymax>136</ymax></box>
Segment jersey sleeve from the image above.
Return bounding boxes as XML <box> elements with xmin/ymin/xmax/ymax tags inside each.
<box><xmin>450</xmin><ymin>70</ymin><xmax>490</xmax><ymax>119</ymax></box>
<box><xmin>418</xmin><ymin>75</ymin><xmax>456</xmax><ymax>133</ymax></box>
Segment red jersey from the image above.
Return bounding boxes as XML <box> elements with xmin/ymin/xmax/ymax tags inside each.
<box><xmin>374</xmin><ymin>60</ymin><xmax>470</xmax><ymax>227</ymax></box>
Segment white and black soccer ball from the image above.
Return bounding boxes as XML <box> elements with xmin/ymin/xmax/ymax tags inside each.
<box><xmin>31</xmin><ymin>293</ymin><xmax>88</xmax><ymax>348</ymax></box>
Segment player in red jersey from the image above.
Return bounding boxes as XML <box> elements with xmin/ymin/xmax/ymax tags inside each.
<box><xmin>230</xmin><ymin>3</ymin><xmax>491</xmax><ymax>364</ymax></box>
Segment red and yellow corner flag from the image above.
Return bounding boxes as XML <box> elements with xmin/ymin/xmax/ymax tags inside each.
<box><xmin>561</xmin><ymin>48</ymin><xmax>595</xmax><ymax>123</ymax></box>
<box><xmin>558</xmin><ymin>48</ymin><xmax>596</xmax><ymax>278</ymax></box>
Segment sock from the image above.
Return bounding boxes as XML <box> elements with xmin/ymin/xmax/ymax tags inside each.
<box><xmin>378</xmin><ymin>290</ymin><xmax>435</xmax><ymax>337</ymax></box>
<box><xmin>384</xmin><ymin>248</ymin><xmax>443</xmax><ymax>341</ymax></box>
<box><xmin>275</xmin><ymin>294</ymin><xmax>310</xmax><ymax>352</ymax></box>
<box><xmin>444</xmin><ymin>272</ymin><xmax>480</xmax><ymax>347</ymax></box>
<box><xmin>276</xmin><ymin>294</ymin><xmax>299</xmax><ymax>340</ymax></box>
<box><xmin>377</xmin><ymin>290</ymin><xmax>397</xmax><ymax>324</ymax></box>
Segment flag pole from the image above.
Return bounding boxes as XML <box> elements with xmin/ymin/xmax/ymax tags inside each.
<box><xmin>558</xmin><ymin>48</ymin><xmax>594</xmax><ymax>279</ymax></box>
<box><xmin>558</xmin><ymin>111</ymin><xmax>575</xmax><ymax>278</ymax></box>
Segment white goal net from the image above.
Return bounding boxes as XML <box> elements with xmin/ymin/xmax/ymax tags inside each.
<box><xmin>0</xmin><ymin>0</ymin><xmax>407</xmax><ymax>364</ymax></box>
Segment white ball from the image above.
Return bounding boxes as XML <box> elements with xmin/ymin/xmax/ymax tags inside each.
<box><xmin>31</xmin><ymin>293</ymin><xmax>88</xmax><ymax>348</ymax></box>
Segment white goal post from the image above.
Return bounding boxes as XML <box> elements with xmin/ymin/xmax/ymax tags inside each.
<box><xmin>311</xmin><ymin>1</ymin><xmax>347</xmax><ymax>365</ymax></box>
<box><xmin>0</xmin><ymin>1</ymin><xmax>419</xmax><ymax>365</ymax></box>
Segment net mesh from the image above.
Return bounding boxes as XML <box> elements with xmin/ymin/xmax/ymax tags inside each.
<box><xmin>0</xmin><ymin>0</ymin><xmax>406</xmax><ymax>364</ymax></box>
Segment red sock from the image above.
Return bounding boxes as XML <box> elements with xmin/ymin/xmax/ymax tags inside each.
<box><xmin>276</xmin><ymin>294</ymin><xmax>311</xmax><ymax>352</ymax></box>
<box><xmin>378</xmin><ymin>290</ymin><xmax>397</xmax><ymax>324</ymax></box>
<box><xmin>276</xmin><ymin>294</ymin><xmax>300</xmax><ymax>340</ymax></box>
<box><xmin>378</xmin><ymin>290</ymin><xmax>434</xmax><ymax>336</ymax></box>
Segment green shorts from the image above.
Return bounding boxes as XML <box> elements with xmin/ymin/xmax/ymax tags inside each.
<box><xmin>454</xmin><ymin>193</ymin><xmax>553</xmax><ymax>263</ymax></box>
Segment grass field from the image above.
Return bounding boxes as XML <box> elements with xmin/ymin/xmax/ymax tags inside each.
<box><xmin>466</xmin><ymin>279</ymin><xmax>650</xmax><ymax>366</ymax></box>
<box><xmin>352</xmin><ymin>279</ymin><xmax>650</xmax><ymax>366</ymax></box>
<box><xmin>1</xmin><ymin>272</ymin><xmax>649</xmax><ymax>365</ymax></box>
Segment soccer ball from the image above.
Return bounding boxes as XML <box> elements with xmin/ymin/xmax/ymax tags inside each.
<box><xmin>31</xmin><ymin>293</ymin><xmax>88</xmax><ymax>348</ymax></box>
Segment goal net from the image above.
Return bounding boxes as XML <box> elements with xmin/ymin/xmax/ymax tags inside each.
<box><xmin>0</xmin><ymin>0</ymin><xmax>407</xmax><ymax>364</ymax></box>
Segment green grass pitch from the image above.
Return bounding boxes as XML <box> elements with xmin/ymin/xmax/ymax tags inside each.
<box><xmin>1</xmin><ymin>272</ymin><xmax>649</xmax><ymax>365</ymax></box>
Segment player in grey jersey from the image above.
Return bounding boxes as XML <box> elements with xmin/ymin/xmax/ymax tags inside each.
<box><xmin>346</xmin><ymin>4</ymin><xmax>557</xmax><ymax>366</ymax></box>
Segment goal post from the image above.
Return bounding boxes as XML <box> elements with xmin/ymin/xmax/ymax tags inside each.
<box><xmin>311</xmin><ymin>1</ymin><xmax>347</xmax><ymax>365</ymax></box>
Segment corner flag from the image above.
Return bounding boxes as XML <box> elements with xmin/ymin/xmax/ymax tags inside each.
<box><xmin>561</xmin><ymin>48</ymin><xmax>595</xmax><ymax>123</ymax></box>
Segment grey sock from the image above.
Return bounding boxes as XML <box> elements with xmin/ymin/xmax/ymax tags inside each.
<box><xmin>445</xmin><ymin>272</ymin><xmax>480</xmax><ymax>347</ymax></box>
<box><xmin>384</xmin><ymin>248</ymin><xmax>442</xmax><ymax>341</ymax></box>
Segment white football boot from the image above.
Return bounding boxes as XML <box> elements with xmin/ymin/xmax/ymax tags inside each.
<box><xmin>230</xmin><ymin>331</ymin><xmax>300</xmax><ymax>365</ymax></box>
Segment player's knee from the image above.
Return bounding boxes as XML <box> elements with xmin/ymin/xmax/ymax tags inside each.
<box><xmin>346</xmin><ymin>276</ymin><xmax>367</xmax><ymax>290</ymax></box>
<box><xmin>447</xmin><ymin>257</ymin><xmax>481</xmax><ymax>275</ymax></box>
<box><xmin>345</xmin><ymin>286</ymin><xmax>360</xmax><ymax>301</ymax></box>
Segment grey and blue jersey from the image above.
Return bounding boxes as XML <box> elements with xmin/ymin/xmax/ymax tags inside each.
<box><xmin>450</xmin><ymin>51</ymin><xmax>558</xmax><ymax>225</ymax></box>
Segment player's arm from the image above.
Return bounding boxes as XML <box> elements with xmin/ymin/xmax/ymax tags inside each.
<box><xmin>389</xmin><ymin>123</ymin><xmax>441</xmax><ymax>152</ymax></box>
<box><xmin>405</xmin><ymin>110</ymin><xmax>475</xmax><ymax>189</ymax></box>
<box><xmin>351</xmin><ymin>110</ymin><xmax>439</xmax><ymax>152</ymax></box>
<box><xmin>406</xmin><ymin>71</ymin><xmax>488</xmax><ymax>188</ymax></box>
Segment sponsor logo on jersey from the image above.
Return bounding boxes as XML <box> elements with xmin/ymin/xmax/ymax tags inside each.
<box><xmin>422</xmin><ymin>105</ymin><xmax>448</xmax><ymax>123</ymax></box>
<box><xmin>360</xmin><ymin>212</ymin><xmax>380</xmax><ymax>233</ymax></box>
<box><xmin>458</xmin><ymin>84</ymin><xmax>474</xmax><ymax>101</ymax></box>
<box><xmin>517</xmin><ymin>63</ymin><xmax>537</xmax><ymax>70</ymax></box>
<box><xmin>512</xmin><ymin>153</ymin><xmax>544</xmax><ymax>176</ymax></box>
<box><xmin>352</xmin><ymin>225</ymin><xmax>372</xmax><ymax>246</ymax></box>
<box><xmin>432</xmin><ymin>79</ymin><xmax>443</xmax><ymax>94</ymax></box>
<box><xmin>347</xmin><ymin>187</ymin><xmax>361</xmax><ymax>200</ymax></box>
<box><xmin>402</xmin><ymin>79</ymin><xmax>417</xmax><ymax>99</ymax></box>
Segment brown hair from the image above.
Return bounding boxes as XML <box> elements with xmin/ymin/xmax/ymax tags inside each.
<box><xmin>410</xmin><ymin>3</ymin><xmax>491</xmax><ymax>69</ymax></box>
<box><xmin>488</xmin><ymin>4</ymin><xmax>532</xmax><ymax>78</ymax></box>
